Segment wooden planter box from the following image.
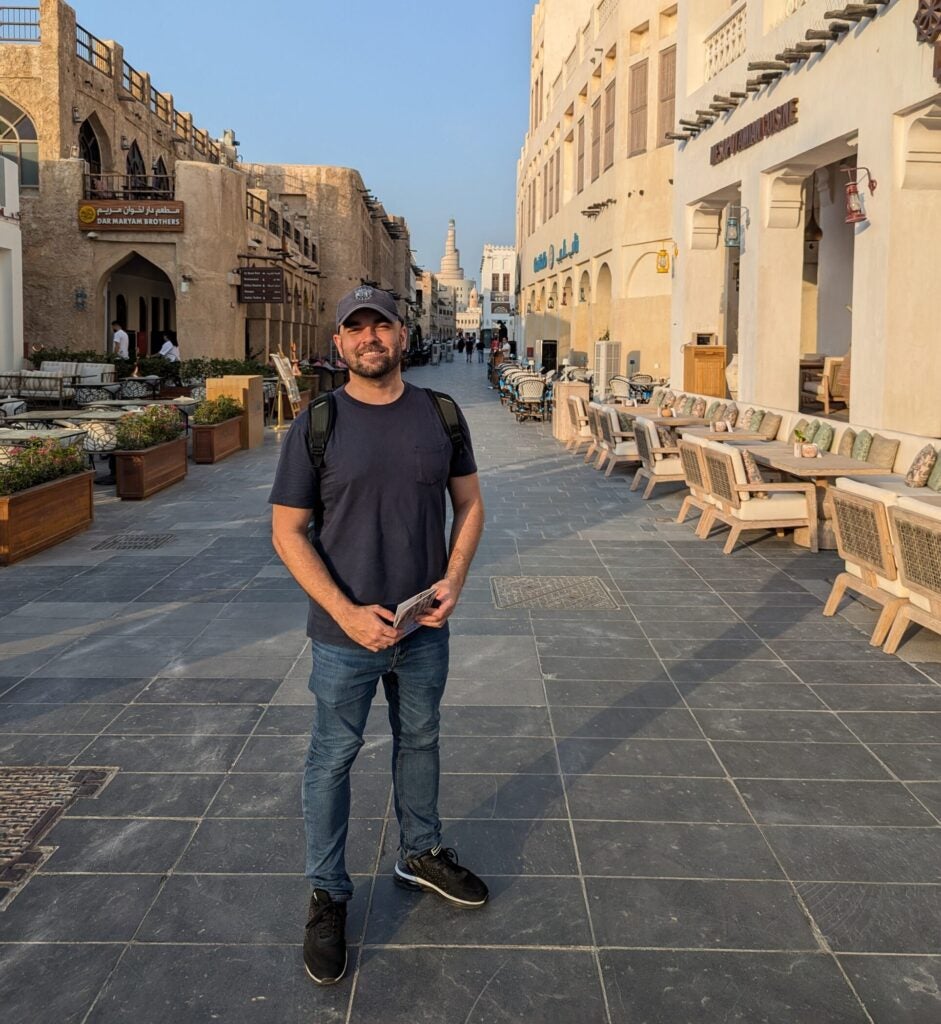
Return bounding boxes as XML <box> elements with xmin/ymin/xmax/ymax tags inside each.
<box><xmin>191</xmin><ymin>416</ymin><xmax>242</xmax><ymax>464</ymax></box>
<box><xmin>0</xmin><ymin>470</ymin><xmax>94</xmax><ymax>566</ymax></box>
<box><xmin>114</xmin><ymin>437</ymin><xmax>187</xmax><ymax>500</ymax></box>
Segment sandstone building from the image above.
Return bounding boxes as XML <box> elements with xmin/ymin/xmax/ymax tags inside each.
<box><xmin>0</xmin><ymin>156</ymin><xmax>23</xmax><ymax>371</ymax></box>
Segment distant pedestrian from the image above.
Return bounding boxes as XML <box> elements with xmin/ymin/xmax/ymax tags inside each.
<box><xmin>465</xmin><ymin>334</ymin><xmax>474</xmax><ymax>362</ymax></box>
<box><xmin>456</xmin><ymin>335</ymin><xmax>465</xmax><ymax>356</ymax></box>
<box><xmin>476</xmin><ymin>336</ymin><xmax>485</xmax><ymax>362</ymax></box>
<box><xmin>111</xmin><ymin>321</ymin><xmax>129</xmax><ymax>360</ymax></box>
<box><xmin>158</xmin><ymin>334</ymin><xmax>180</xmax><ymax>362</ymax></box>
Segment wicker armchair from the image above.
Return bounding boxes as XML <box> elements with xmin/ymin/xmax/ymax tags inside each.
<box><xmin>676</xmin><ymin>439</ymin><xmax>718</xmax><ymax>538</ymax></box>
<box><xmin>630</xmin><ymin>417</ymin><xmax>685</xmax><ymax>499</ymax></box>
<box><xmin>566</xmin><ymin>395</ymin><xmax>592</xmax><ymax>454</ymax></box>
<box><xmin>699</xmin><ymin>441</ymin><xmax>818</xmax><ymax>554</ymax></box>
<box><xmin>883</xmin><ymin>497</ymin><xmax>941</xmax><ymax>655</ymax></box>
<box><xmin>583</xmin><ymin>402</ymin><xmax>608</xmax><ymax>467</ymax></box>
<box><xmin>824</xmin><ymin>478</ymin><xmax>908</xmax><ymax>646</ymax></box>
<box><xmin>596</xmin><ymin>405</ymin><xmax>639</xmax><ymax>478</ymax></box>
<box><xmin>607</xmin><ymin>376</ymin><xmax>631</xmax><ymax>402</ymax></box>
<box><xmin>515</xmin><ymin>377</ymin><xmax>546</xmax><ymax>422</ymax></box>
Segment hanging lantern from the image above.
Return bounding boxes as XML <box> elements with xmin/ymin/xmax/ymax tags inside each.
<box><xmin>655</xmin><ymin>248</ymin><xmax>670</xmax><ymax>273</ymax></box>
<box><xmin>724</xmin><ymin>210</ymin><xmax>741</xmax><ymax>247</ymax></box>
<box><xmin>843</xmin><ymin>167</ymin><xmax>877</xmax><ymax>224</ymax></box>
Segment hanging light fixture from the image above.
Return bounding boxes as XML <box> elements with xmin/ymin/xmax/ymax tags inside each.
<box><xmin>843</xmin><ymin>166</ymin><xmax>877</xmax><ymax>224</ymax></box>
<box><xmin>655</xmin><ymin>242</ymin><xmax>678</xmax><ymax>274</ymax></box>
<box><xmin>724</xmin><ymin>205</ymin><xmax>750</xmax><ymax>248</ymax></box>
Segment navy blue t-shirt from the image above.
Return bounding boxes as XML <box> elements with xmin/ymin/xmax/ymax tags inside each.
<box><xmin>268</xmin><ymin>383</ymin><xmax>477</xmax><ymax>646</ymax></box>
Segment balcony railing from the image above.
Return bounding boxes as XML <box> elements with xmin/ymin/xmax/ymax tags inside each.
<box><xmin>704</xmin><ymin>1</ymin><xmax>747</xmax><ymax>81</ymax></box>
<box><xmin>85</xmin><ymin>172</ymin><xmax>175</xmax><ymax>200</ymax></box>
<box><xmin>172</xmin><ymin>109</ymin><xmax>189</xmax><ymax>141</ymax></box>
<box><xmin>246</xmin><ymin>191</ymin><xmax>266</xmax><ymax>226</ymax></box>
<box><xmin>121</xmin><ymin>59</ymin><xmax>146</xmax><ymax>103</ymax></box>
<box><xmin>596</xmin><ymin>0</ymin><xmax>618</xmax><ymax>32</ymax></box>
<box><xmin>150</xmin><ymin>86</ymin><xmax>171</xmax><ymax>123</ymax></box>
<box><xmin>0</xmin><ymin>5</ymin><xmax>39</xmax><ymax>41</ymax></box>
<box><xmin>76</xmin><ymin>23</ymin><xmax>111</xmax><ymax>75</ymax></box>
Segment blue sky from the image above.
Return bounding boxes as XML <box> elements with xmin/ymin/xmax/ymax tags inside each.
<box><xmin>72</xmin><ymin>0</ymin><xmax>533</xmax><ymax>283</ymax></box>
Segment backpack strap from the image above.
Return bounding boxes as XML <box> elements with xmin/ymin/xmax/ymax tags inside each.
<box><xmin>424</xmin><ymin>389</ymin><xmax>465</xmax><ymax>473</ymax></box>
<box><xmin>306</xmin><ymin>392</ymin><xmax>336</xmax><ymax>533</ymax></box>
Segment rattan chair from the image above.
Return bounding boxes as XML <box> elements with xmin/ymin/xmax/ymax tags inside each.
<box><xmin>630</xmin><ymin>417</ymin><xmax>685</xmax><ymax>499</ymax></box>
<box><xmin>607</xmin><ymin>376</ymin><xmax>631</xmax><ymax>402</ymax></box>
<box><xmin>597</xmin><ymin>405</ymin><xmax>640</xmax><ymax>478</ymax></box>
<box><xmin>515</xmin><ymin>377</ymin><xmax>546</xmax><ymax>422</ymax></box>
<box><xmin>120</xmin><ymin>377</ymin><xmax>161</xmax><ymax>400</ymax></box>
<box><xmin>566</xmin><ymin>395</ymin><xmax>592</xmax><ymax>454</ymax></box>
<box><xmin>824</xmin><ymin>478</ymin><xmax>909</xmax><ymax>646</ymax></box>
<box><xmin>676</xmin><ymin>438</ymin><xmax>718</xmax><ymax>537</ymax></box>
<box><xmin>883</xmin><ymin>497</ymin><xmax>941</xmax><ymax>654</ymax></box>
<box><xmin>583</xmin><ymin>402</ymin><xmax>608</xmax><ymax>467</ymax></box>
<box><xmin>75</xmin><ymin>382</ymin><xmax>121</xmax><ymax>406</ymax></box>
<box><xmin>699</xmin><ymin>440</ymin><xmax>818</xmax><ymax>554</ymax></box>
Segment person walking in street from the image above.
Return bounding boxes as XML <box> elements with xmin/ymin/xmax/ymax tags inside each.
<box><xmin>465</xmin><ymin>332</ymin><xmax>474</xmax><ymax>363</ymax></box>
<box><xmin>111</xmin><ymin>321</ymin><xmax>129</xmax><ymax>360</ymax></box>
<box><xmin>476</xmin><ymin>334</ymin><xmax>485</xmax><ymax>363</ymax></box>
<box><xmin>269</xmin><ymin>285</ymin><xmax>488</xmax><ymax>988</ymax></box>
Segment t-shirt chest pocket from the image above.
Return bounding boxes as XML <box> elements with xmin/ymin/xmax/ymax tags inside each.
<box><xmin>413</xmin><ymin>442</ymin><xmax>450</xmax><ymax>485</ymax></box>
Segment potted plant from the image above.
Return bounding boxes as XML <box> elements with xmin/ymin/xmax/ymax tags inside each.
<box><xmin>190</xmin><ymin>396</ymin><xmax>244</xmax><ymax>464</ymax></box>
<box><xmin>792</xmin><ymin>429</ymin><xmax>818</xmax><ymax>459</ymax></box>
<box><xmin>0</xmin><ymin>440</ymin><xmax>93</xmax><ymax>565</ymax></box>
<box><xmin>113</xmin><ymin>405</ymin><xmax>187</xmax><ymax>499</ymax></box>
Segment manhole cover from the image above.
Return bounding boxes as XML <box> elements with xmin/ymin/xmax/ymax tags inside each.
<box><xmin>93</xmin><ymin>533</ymin><xmax>176</xmax><ymax>550</ymax></box>
<box><xmin>0</xmin><ymin>766</ymin><xmax>115</xmax><ymax>910</ymax></box>
<box><xmin>490</xmin><ymin>576</ymin><xmax>619</xmax><ymax>610</ymax></box>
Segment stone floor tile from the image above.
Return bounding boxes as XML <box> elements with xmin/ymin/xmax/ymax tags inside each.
<box><xmin>558</xmin><ymin>737</ymin><xmax>724</xmax><ymax>777</ymax></box>
<box><xmin>564</xmin><ymin>774</ymin><xmax>750</xmax><ymax>822</ymax></box>
<box><xmin>68</xmin><ymin>771</ymin><xmax>223</xmax><ymax>818</ymax></box>
<box><xmin>839</xmin><ymin>954</ymin><xmax>941</xmax><ymax>1023</ymax></box>
<box><xmin>712</xmin><ymin>741</ymin><xmax>892</xmax><ymax>780</ymax></box>
<box><xmin>133</xmin><ymin>676</ymin><xmax>281</xmax><ymax>703</ymax></box>
<box><xmin>436</xmin><ymin>772</ymin><xmax>567</xmax><ymax>819</ymax></box>
<box><xmin>103</xmin><ymin>703</ymin><xmax>263</xmax><ymax>735</ymax></box>
<box><xmin>692</xmin><ymin>709</ymin><xmax>857</xmax><ymax>743</ymax></box>
<box><xmin>43</xmin><ymin>817</ymin><xmax>195</xmax><ymax>872</ymax></box>
<box><xmin>0</xmin><ymin>675</ymin><xmax>151</xmax><ymax>704</ymax></box>
<box><xmin>676</xmin><ymin>681</ymin><xmax>825</xmax><ymax>710</ymax></box>
<box><xmin>0</xmin><ymin>701</ymin><xmax>122</xmax><ymax>733</ymax></box>
<box><xmin>80</xmin><ymin>733</ymin><xmax>247</xmax><ymax>772</ymax></box>
<box><xmin>867</xmin><ymin>743</ymin><xmax>941</xmax><ymax>781</ymax></box>
<box><xmin>551</xmin><ymin>705</ymin><xmax>700</xmax><ymax>739</ymax></box>
<box><xmin>737</xmin><ymin>779</ymin><xmax>937</xmax><ymax>827</ymax></box>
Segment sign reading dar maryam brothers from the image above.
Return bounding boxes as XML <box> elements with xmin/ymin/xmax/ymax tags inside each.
<box><xmin>78</xmin><ymin>200</ymin><xmax>185</xmax><ymax>231</ymax></box>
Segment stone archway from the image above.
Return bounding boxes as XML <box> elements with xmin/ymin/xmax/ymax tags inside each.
<box><xmin>99</xmin><ymin>251</ymin><xmax>175</xmax><ymax>356</ymax></box>
<box><xmin>594</xmin><ymin>262</ymin><xmax>612</xmax><ymax>339</ymax></box>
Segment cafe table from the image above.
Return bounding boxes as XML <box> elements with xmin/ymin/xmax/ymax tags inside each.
<box><xmin>681</xmin><ymin>427</ymin><xmax>771</xmax><ymax>443</ymax></box>
<box><xmin>744</xmin><ymin>442</ymin><xmax>887</xmax><ymax>549</ymax></box>
<box><xmin>5</xmin><ymin>410</ymin><xmax>76</xmax><ymax>427</ymax></box>
<box><xmin>0</xmin><ymin>426</ymin><xmax>87</xmax><ymax>464</ymax></box>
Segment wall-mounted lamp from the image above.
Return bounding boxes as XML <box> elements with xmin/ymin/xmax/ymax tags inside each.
<box><xmin>547</xmin><ymin>296</ymin><xmax>556</xmax><ymax>310</ymax></box>
<box><xmin>74</xmin><ymin>287</ymin><xmax>88</xmax><ymax>311</ymax></box>
<box><xmin>180</xmin><ymin>274</ymin><xmax>192</xmax><ymax>294</ymax></box>
<box><xmin>526</xmin><ymin>303</ymin><xmax>533</xmax><ymax>313</ymax></box>
<box><xmin>579</xmin><ymin>287</ymin><xmax>587</xmax><ymax>301</ymax></box>
<box><xmin>724</xmin><ymin>205</ymin><xmax>750</xmax><ymax>248</ymax></box>
<box><xmin>71</xmin><ymin>106</ymin><xmax>82</xmax><ymax>124</ymax></box>
<box><xmin>561</xmin><ymin>294</ymin><xmax>568</xmax><ymax>306</ymax></box>
<box><xmin>85</xmin><ymin>231</ymin><xmax>99</xmax><ymax>239</ymax></box>
<box><xmin>120</xmin><ymin>135</ymin><xmax>130</xmax><ymax>151</ymax></box>
<box><xmin>843</xmin><ymin>166</ymin><xmax>877</xmax><ymax>224</ymax></box>
<box><xmin>654</xmin><ymin>243</ymin><xmax>678</xmax><ymax>274</ymax></box>
<box><xmin>319</xmin><ymin>300</ymin><xmax>326</xmax><ymax>312</ymax></box>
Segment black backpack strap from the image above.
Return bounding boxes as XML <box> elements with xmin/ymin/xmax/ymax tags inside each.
<box><xmin>424</xmin><ymin>388</ymin><xmax>465</xmax><ymax>473</ymax></box>
<box><xmin>306</xmin><ymin>392</ymin><xmax>336</xmax><ymax>533</ymax></box>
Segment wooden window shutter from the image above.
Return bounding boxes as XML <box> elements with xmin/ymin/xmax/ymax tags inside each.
<box><xmin>590</xmin><ymin>98</ymin><xmax>602</xmax><ymax>182</ymax></box>
<box><xmin>576</xmin><ymin>117</ymin><xmax>585</xmax><ymax>193</ymax></box>
<box><xmin>629</xmin><ymin>59</ymin><xmax>648</xmax><ymax>156</ymax></box>
<box><xmin>603</xmin><ymin>80</ymin><xmax>616</xmax><ymax>170</ymax></box>
<box><xmin>554</xmin><ymin>148</ymin><xmax>561</xmax><ymax>214</ymax></box>
<box><xmin>657</xmin><ymin>46</ymin><xmax>677</xmax><ymax>147</ymax></box>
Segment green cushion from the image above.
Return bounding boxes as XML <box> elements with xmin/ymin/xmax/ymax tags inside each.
<box><xmin>790</xmin><ymin>418</ymin><xmax>809</xmax><ymax>442</ymax></box>
<box><xmin>852</xmin><ymin>429</ymin><xmax>873</xmax><ymax>461</ymax></box>
<box><xmin>814</xmin><ymin>423</ymin><xmax>834</xmax><ymax>453</ymax></box>
<box><xmin>680</xmin><ymin>396</ymin><xmax>695</xmax><ymax>415</ymax></box>
<box><xmin>927</xmin><ymin>453</ymin><xmax>941</xmax><ymax>492</ymax></box>
<box><xmin>803</xmin><ymin>420</ymin><xmax>821</xmax><ymax>443</ymax></box>
<box><xmin>705</xmin><ymin>401</ymin><xmax>719</xmax><ymax>419</ymax></box>
<box><xmin>749</xmin><ymin>410</ymin><xmax>765</xmax><ymax>432</ymax></box>
<box><xmin>837</xmin><ymin>428</ymin><xmax>856</xmax><ymax>457</ymax></box>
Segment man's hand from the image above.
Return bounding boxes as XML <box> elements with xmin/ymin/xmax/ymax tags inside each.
<box><xmin>416</xmin><ymin>578</ymin><xmax>461</xmax><ymax>629</ymax></box>
<box><xmin>337</xmin><ymin>605</ymin><xmax>404</xmax><ymax>652</ymax></box>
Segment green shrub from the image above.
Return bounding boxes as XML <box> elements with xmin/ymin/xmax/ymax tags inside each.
<box><xmin>179</xmin><ymin>358</ymin><xmax>267</xmax><ymax>385</ymax></box>
<box><xmin>191</xmin><ymin>396</ymin><xmax>243</xmax><ymax>425</ymax></box>
<box><xmin>0</xmin><ymin>439</ymin><xmax>88</xmax><ymax>496</ymax></box>
<box><xmin>115</xmin><ymin>405</ymin><xmax>184</xmax><ymax>450</ymax></box>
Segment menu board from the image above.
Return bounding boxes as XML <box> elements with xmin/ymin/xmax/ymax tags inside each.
<box><xmin>239</xmin><ymin>266</ymin><xmax>286</xmax><ymax>304</ymax></box>
<box><xmin>270</xmin><ymin>353</ymin><xmax>301</xmax><ymax>408</ymax></box>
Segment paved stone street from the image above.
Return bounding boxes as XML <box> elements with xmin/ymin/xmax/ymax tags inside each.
<box><xmin>3</xmin><ymin>359</ymin><xmax>941</xmax><ymax>1023</ymax></box>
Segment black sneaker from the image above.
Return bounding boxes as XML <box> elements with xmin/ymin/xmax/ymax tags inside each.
<box><xmin>303</xmin><ymin>889</ymin><xmax>347</xmax><ymax>985</ymax></box>
<box><xmin>394</xmin><ymin>845</ymin><xmax>489</xmax><ymax>907</ymax></box>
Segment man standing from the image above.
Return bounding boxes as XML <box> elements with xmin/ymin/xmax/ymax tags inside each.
<box><xmin>269</xmin><ymin>286</ymin><xmax>487</xmax><ymax>987</ymax></box>
<box><xmin>111</xmin><ymin>321</ymin><xmax>129</xmax><ymax>360</ymax></box>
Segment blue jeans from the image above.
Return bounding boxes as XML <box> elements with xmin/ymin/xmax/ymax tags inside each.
<box><xmin>303</xmin><ymin>628</ymin><xmax>449</xmax><ymax>900</ymax></box>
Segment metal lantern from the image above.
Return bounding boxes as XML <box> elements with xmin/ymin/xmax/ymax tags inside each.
<box><xmin>724</xmin><ymin>210</ymin><xmax>741</xmax><ymax>247</ymax></box>
<box><xmin>843</xmin><ymin>167</ymin><xmax>877</xmax><ymax>224</ymax></box>
<box><xmin>655</xmin><ymin>248</ymin><xmax>671</xmax><ymax>273</ymax></box>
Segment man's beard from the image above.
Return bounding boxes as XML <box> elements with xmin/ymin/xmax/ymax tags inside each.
<box><xmin>345</xmin><ymin>344</ymin><xmax>403</xmax><ymax>379</ymax></box>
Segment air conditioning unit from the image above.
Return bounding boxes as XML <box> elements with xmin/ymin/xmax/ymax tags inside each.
<box><xmin>593</xmin><ymin>341</ymin><xmax>622</xmax><ymax>395</ymax></box>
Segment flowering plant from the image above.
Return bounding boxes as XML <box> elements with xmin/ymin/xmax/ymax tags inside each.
<box><xmin>191</xmin><ymin>396</ymin><xmax>243</xmax><ymax>425</ymax></box>
<box><xmin>115</xmin><ymin>405</ymin><xmax>184</xmax><ymax>450</ymax></box>
<box><xmin>0</xmin><ymin>439</ymin><xmax>88</xmax><ymax>496</ymax></box>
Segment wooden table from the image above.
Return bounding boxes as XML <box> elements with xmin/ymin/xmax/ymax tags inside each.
<box><xmin>5</xmin><ymin>410</ymin><xmax>73</xmax><ymax>425</ymax></box>
<box><xmin>745</xmin><ymin>443</ymin><xmax>887</xmax><ymax>549</ymax></box>
<box><xmin>85</xmin><ymin>398</ymin><xmax>196</xmax><ymax>409</ymax></box>
<box><xmin>682</xmin><ymin>428</ymin><xmax>771</xmax><ymax>443</ymax></box>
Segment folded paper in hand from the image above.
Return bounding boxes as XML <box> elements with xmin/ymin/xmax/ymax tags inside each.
<box><xmin>392</xmin><ymin>585</ymin><xmax>439</xmax><ymax>636</ymax></box>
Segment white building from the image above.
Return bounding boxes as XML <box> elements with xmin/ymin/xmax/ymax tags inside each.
<box><xmin>0</xmin><ymin>156</ymin><xmax>23</xmax><ymax>371</ymax></box>
<box><xmin>479</xmin><ymin>243</ymin><xmax>518</xmax><ymax>347</ymax></box>
<box><xmin>671</xmin><ymin>0</ymin><xmax>941</xmax><ymax>437</ymax></box>
<box><xmin>437</xmin><ymin>219</ymin><xmax>477</xmax><ymax>312</ymax></box>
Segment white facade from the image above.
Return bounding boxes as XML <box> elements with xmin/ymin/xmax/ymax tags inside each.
<box><xmin>479</xmin><ymin>244</ymin><xmax>518</xmax><ymax>341</ymax></box>
<box><xmin>0</xmin><ymin>156</ymin><xmax>23</xmax><ymax>372</ymax></box>
<box><xmin>672</xmin><ymin>0</ymin><xmax>941</xmax><ymax>437</ymax></box>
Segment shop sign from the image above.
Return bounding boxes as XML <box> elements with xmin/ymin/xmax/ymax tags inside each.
<box><xmin>533</xmin><ymin>251</ymin><xmax>548</xmax><ymax>273</ymax></box>
<box><xmin>238</xmin><ymin>266</ymin><xmax>286</xmax><ymax>304</ymax></box>
<box><xmin>710</xmin><ymin>99</ymin><xmax>799</xmax><ymax>166</ymax></box>
<box><xmin>78</xmin><ymin>200</ymin><xmax>185</xmax><ymax>231</ymax></box>
<box><xmin>491</xmin><ymin>293</ymin><xmax>512</xmax><ymax>314</ymax></box>
<box><xmin>557</xmin><ymin>233</ymin><xmax>579</xmax><ymax>262</ymax></box>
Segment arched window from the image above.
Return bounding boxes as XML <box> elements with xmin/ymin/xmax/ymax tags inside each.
<box><xmin>78</xmin><ymin>120</ymin><xmax>101</xmax><ymax>175</ymax></box>
<box><xmin>125</xmin><ymin>140</ymin><xmax>146</xmax><ymax>196</ymax></box>
<box><xmin>151</xmin><ymin>155</ymin><xmax>170</xmax><ymax>197</ymax></box>
<box><xmin>0</xmin><ymin>94</ymin><xmax>39</xmax><ymax>187</ymax></box>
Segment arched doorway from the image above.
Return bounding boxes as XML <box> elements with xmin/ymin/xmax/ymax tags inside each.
<box><xmin>78</xmin><ymin>120</ymin><xmax>101</xmax><ymax>175</ymax></box>
<box><xmin>152</xmin><ymin>156</ymin><xmax>170</xmax><ymax>198</ymax></box>
<box><xmin>102</xmin><ymin>252</ymin><xmax>174</xmax><ymax>357</ymax></box>
<box><xmin>594</xmin><ymin>263</ymin><xmax>612</xmax><ymax>340</ymax></box>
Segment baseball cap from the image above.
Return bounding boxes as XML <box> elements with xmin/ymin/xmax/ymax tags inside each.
<box><xmin>336</xmin><ymin>286</ymin><xmax>403</xmax><ymax>329</ymax></box>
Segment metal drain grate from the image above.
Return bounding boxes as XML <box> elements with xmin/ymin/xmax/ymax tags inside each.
<box><xmin>0</xmin><ymin>766</ymin><xmax>116</xmax><ymax>910</ymax></box>
<box><xmin>93</xmin><ymin>533</ymin><xmax>177</xmax><ymax>550</ymax></box>
<box><xmin>491</xmin><ymin>576</ymin><xmax>619</xmax><ymax>610</ymax></box>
